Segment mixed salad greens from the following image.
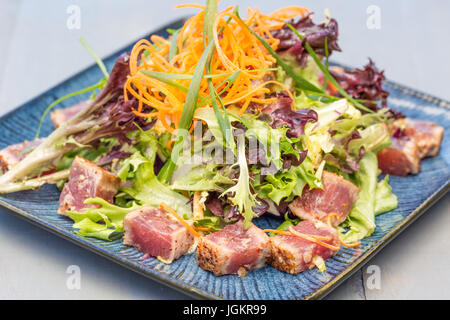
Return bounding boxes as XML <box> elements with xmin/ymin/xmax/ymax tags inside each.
<box><xmin>0</xmin><ymin>1</ymin><xmax>399</xmax><ymax>245</ymax></box>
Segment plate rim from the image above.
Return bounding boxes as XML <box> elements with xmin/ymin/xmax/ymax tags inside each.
<box><xmin>0</xmin><ymin>18</ymin><xmax>449</xmax><ymax>300</ymax></box>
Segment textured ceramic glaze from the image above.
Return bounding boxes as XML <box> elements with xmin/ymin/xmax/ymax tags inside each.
<box><xmin>0</xmin><ymin>19</ymin><xmax>448</xmax><ymax>300</ymax></box>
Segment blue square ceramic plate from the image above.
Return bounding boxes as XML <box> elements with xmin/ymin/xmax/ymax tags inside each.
<box><xmin>0</xmin><ymin>18</ymin><xmax>448</xmax><ymax>300</ymax></box>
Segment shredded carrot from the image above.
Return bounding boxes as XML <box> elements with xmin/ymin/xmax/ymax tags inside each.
<box><xmin>180</xmin><ymin>190</ymin><xmax>190</xmax><ymax>198</ymax></box>
<box><xmin>262</xmin><ymin>229</ymin><xmax>293</xmax><ymax>236</ymax></box>
<box><xmin>158</xmin><ymin>111</ymin><xmax>175</xmax><ymax>134</ymax></box>
<box><xmin>326</xmin><ymin>80</ymin><xmax>339</xmax><ymax>95</ymax></box>
<box><xmin>325</xmin><ymin>213</ymin><xmax>360</xmax><ymax>247</ymax></box>
<box><xmin>339</xmin><ymin>239</ymin><xmax>361</xmax><ymax>248</ymax></box>
<box><xmin>189</xmin><ymin>118</ymin><xmax>201</xmax><ymax>133</ymax></box>
<box><xmin>195</xmin><ymin>226</ymin><xmax>211</xmax><ymax>232</ymax></box>
<box><xmin>288</xmin><ymin>227</ymin><xmax>340</xmax><ymax>251</ymax></box>
<box><xmin>167</xmin><ymin>138</ymin><xmax>175</xmax><ymax>151</ymax></box>
<box><xmin>174</xmin><ymin>3</ymin><xmax>206</xmax><ymax>10</ymax></box>
<box><xmin>269</xmin><ymin>6</ymin><xmax>310</xmax><ymax>20</ymax></box>
<box><xmin>124</xmin><ymin>4</ymin><xmax>310</xmax><ymax>131</ymax></box>
<box><xmin>327</xmin><ymin>212</ymin><xmax>341</xmax><ymax>227</ymax></box>
<box><xmin>263</xmin><ymin>228</ymin><xmax>340</xmax><ymax>251</ymax></box>
<box><xmin>160</xmin><ymin>202</ymin><xmax>201</xmax><ymax>237</ymax></box>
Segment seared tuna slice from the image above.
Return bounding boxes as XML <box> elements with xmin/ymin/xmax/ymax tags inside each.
<box><xmin>58</xmin><ymin>156</ymin><xmax>120</xmax><ymax>214</ymax></box>
<box><xmin>269</xmin><ymin>220</ymin><xmax>339</xmax><ymax>274</ymax></box>
<box><xmin>402</xmin><ymin>118</ymin><xmax>444</xmax><ymax>158</ymax></box>
<box><xmin>289</xmin><ymin>171</ymin><xmax>359</xmax><ymax>227</ymax></box>
<box><xmin>123</xmin><ymin>206</ymin><xmax>195</xmax><ymax>263</ymax></box>
<box><xmin>197</xmin><ymin>220</ymin><xmax>270</xmax><ymax>276</ymax></box>
<box><xmin>0</xmin><ymin>139</ymin><xmax>42</xmax><ymax>173</ymax></box>
<box><xmin>377</xmin><ymin>136</ymin><xmax>420</xmax><ymax>176</ymax></box>
<box><xmin>50</xmin><ymin>100</ymin><xmax>89</xmax><ymax>129</ymax></box>
<box><xmin>376</xmin><ymin>117</ymin><xmax>443</xmax><ymax>176</ymax></box>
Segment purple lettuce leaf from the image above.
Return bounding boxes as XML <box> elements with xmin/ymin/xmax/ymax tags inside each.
<box><xmin>205</xmin><ymin>192</ymin><xmax>225</xmax><ymax>217</ymax></box>
<box><xmin>329</xmin><ymin>59</ymin><xmax>389</xmax><ymax>110</ymax></box>
<box><xmin>262</xmin><ymin>93</ymin><xmax>318</xmax><ymax>138</ymax></box>
<box><xmin>252</xmin><ymin>197</ymin><xmax>269</xmax><ymax>217</ymax></box>
<box><xmin>282</xmin><ymin>149</ymin><xmax>308</xmax><ymax>170</ymax></box>
<box><xmin>271</xmin><ymin>13</ymin><xmax>341</xmax><ymax>66</ymax></box>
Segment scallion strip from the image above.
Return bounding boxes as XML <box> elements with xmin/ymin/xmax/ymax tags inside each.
<box><xmin>34</xmin><ymin>81</ymin><xmax>104</xmax><ymax>139</ymax></box>
<box><xmin>79</xmin><ymin>38</ymin><xmax>109</xmax><ymax>79</ymax></box>
<box><xmin>179</xmin><ymin>41</ymin><xmax>215</xmax><ymax>130</ymax></box>
<box><xmin>157</xmin><ymin>41</ymin><xmax>215</xmax><ymax>184</ymax></box>
<box><xmin>198</xmin><ymin>70</ymin><xmax>241</xmax><ymax>108</ymax></box>
<box><xmin>140</xmin><ymin>70</ymin><xmax>189</xmax><ymax>92</ymax></box>
<box><xmin>204</xmin><ymin>0</ymin><xmax>234</xmax><ymax>150</ymax></box>
<box><xmin>286</xmin><ymin>23</ymin><xmax>374</xmax><ymax>113</ymax></box>
<box><xmin>35</xmin><ymin>39</ymin><xmax>109</xmax><ymax>138</ymax></box>
<box><xmin>204</xmin><ymin>0</ymin><xmax>218</xmax><ymax>47</ymax></box>
<box><xmin>169</xmin><ymin>28</ymin><xmax>181</xmax><ymax>61</ymax></box>
<box><xmin>322</xmin><ymin>37</ymin><xmax>329</xmax><ymax>91</ymax></box>
<box><xmin>140</xmin><ymin>69</ymin><xmax>242</xmax><ymax>105</ymax></box>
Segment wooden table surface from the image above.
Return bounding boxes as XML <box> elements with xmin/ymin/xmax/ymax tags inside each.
<box><xmin>0</xmin><ymin>0</ymin><xmax>448</xmax><ymax>299</ymax></box>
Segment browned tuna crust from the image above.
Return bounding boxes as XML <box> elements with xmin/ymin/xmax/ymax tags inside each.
<box><xmin>196</xmin><ymin>221</ymin><xmax>270</xmax><ymax>276</ymax></box>
<box><xmin>196</xmin><ymin>237</ymin><xmax>230</xmax><ymax>276</ymax></box>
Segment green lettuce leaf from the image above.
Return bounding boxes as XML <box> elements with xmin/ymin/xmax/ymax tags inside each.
<box><xmin>255</xmin><ymin>158</ymin><xmax>322</xmax><ymax>205</ymax></box>
<box><xmin>67</xmin><ymin>197</ymin><xmax>139</xmax><ymax>241</ymax></box>
<box><xmin>375</xmin><ymin>175</ymin><xmax>398</xmax><ymax>215</ymax></box>
<box><xmin>117</xmin><ymin>151</ymin><xmax>148</xmax><ymax>182</ymax></box>
<box><xmin>193</xmin><ymin>210</ymin><xmax>226</xmax><ymax>233</ymax></box>
<box><xmin>276</xmin><ymin>55</ymin><xmax>321</xmax><ymax>90</ymax></box>
<box><xmin>171</xmin><ymin>163</ymin><xmax>234</xmax><ymax>192</ymax></box>
<box><xmin>348</xmin><ymin>122</ymin><xmax>391</xmax><ymax>155</ymax></box>
<box><xmin>339</xmin><ymin>153</ymin><xmax>398</xmax><ymax>242</ymax></box>
<box><xmin>120</xmin><ymin>130</ymin><xmax>191</xmax><ymax>217</ymax></box>
<box><xmin>307</xmin><ymin>106</ymin><xmax>391</xmax><ymax>170</ymax></box>
<box><xmin>303</xmin><ymin>99</ymin><xmax>353</xmax><ymax>165</ymax></box>
<box><xmin>156</xmin><ymin>131</ymin><xmax>172</xmax><ymax>161</ymax></box>
<box><xmin>330</xmin><ymin>108</ymin><xmax>389</xmax><ymax>141</ymax></box>
<box><xmin>194</xmin><ymin>106</ymin><xmax>236</xmax><ymax>152</ymax></box>
<box><xmin>221</xmin><ymin>135</ymin><xmax>258</xmax><ymax>228</ymax></box>
<box><xmin>71</xmin><ymin>218</ymin><xmax>120</xmax><ymax>241</ymax></box>
<box><xmin>339</xmin><ymin>152</ymin><xmax>378</xmax><ymax>242</ymax></box>
<box><xmin>240</xmin><ymin>113</ymin><xmax>300</xmax><ymax>169</ymax></box>
<box><xmin>55</xmin><ymin>137</ymin><xmax>117</xmax><ymax>172</ymax></box>
<box><xmin>256</xmin><ymin>168</ymin><xmax>300</xmax><ymax>205</ymax></box>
